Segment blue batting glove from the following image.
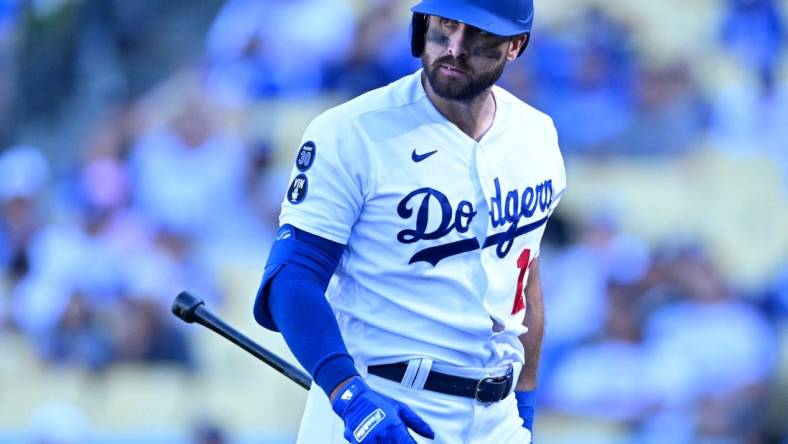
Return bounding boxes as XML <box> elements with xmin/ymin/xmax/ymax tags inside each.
<box><xmin>331</xmin><ymin>377</ymin><xmax>435</xmax><ymax>443</ymax></box>
<box><xmin>515</xmin><ymin>390</ymin><xmax>536</xmax><ymax>438</ymax></box>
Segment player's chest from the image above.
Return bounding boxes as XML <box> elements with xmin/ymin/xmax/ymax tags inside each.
<box><xmin>362</xmin><ymin>131</ymin><xmax>555</xmax><ymax>264</ymax></box>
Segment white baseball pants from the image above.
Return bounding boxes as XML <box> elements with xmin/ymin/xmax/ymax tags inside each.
<box><xmin>295</xmin><ymin>359</ymin><xmax>532</xmax><ymax>444</ymax></box>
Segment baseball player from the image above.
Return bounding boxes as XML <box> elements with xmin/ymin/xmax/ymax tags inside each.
<box><xmin>254</xmin><ymin>1</ymin><xmax>565</xmax><ymax>443</ymax></box>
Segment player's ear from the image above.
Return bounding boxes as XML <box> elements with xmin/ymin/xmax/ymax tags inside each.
<box><xmin>506</xmin><ymin>34</ymin><xmax>529</xmax><ymax>61</ymax></box>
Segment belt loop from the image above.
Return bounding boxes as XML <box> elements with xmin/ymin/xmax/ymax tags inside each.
<box><xmin>400</xmin><ymin>359</ymin><xmax>421</xmax><ymax>388</ymax></box>
<box><xmin>411</xmin><ymin>359</ymin><xmax>433</xmax><ymax>390</ymax></box>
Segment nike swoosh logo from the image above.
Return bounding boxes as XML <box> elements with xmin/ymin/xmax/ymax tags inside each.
<box><xmin>517</xmin><ymin>12</ymin><xmax>534</xmax><ymax>24</ymax></box>
<box><xmin>412</xmin><ymin>149</ymin><xmax>438</xmax><ymax>162</ymax></box>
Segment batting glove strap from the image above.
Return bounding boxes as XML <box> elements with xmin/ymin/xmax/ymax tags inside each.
<box><xmin>515</xmin><ymin>390</ymin><xmax>536</xmax><ymax>434</ymax></box>
<box><xmin>331</xmin><ymin>377</ymin><xmax>435</xmax><ymax>443</ymax></box>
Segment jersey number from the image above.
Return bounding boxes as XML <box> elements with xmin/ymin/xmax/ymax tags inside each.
<box><xmin>298</xmin><ymin>150</ymin><xmax>312</xmax><ymax>166</ymax></box>
<box><xmin>511</xmin><ymin>248</ymin><xmax>532</xmax><ymax>315</ymax></box>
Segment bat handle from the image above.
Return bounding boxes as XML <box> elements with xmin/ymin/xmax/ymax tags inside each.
<box><xmin>172</xmin><ymin>291</ymin><xmax>204</xmax><ymax>323</ymax></box>
<box><xmin>172</xmin><ymin>292</ymin><xmax>313</xmax><ymax>389</ymax></box>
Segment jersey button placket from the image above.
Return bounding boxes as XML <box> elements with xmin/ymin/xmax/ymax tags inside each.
<box><xmin>474</xmin><ymin>141</ymin><xmax>498</xmax><ymax>315</ymax></box>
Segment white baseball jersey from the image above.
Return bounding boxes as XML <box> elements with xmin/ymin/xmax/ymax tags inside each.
<box><xmin>280</xmin><ymin>69</ymin><xmax>565</xmax><ymax>370</ymax></box>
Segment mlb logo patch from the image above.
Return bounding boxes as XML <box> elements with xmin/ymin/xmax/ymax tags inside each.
<box><xmin>275</xmin><ymin>225</ymin><xmax>295</xmax><ymax>240</ymax></box>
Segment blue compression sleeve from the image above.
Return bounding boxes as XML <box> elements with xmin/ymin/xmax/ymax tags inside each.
<box><xmin>515</xmin><ymin>390</ymin><xmax>536</xmax><ymax>433</ymax></box>
<box><xmin>253</xmin><ymin>225</ymin><xmax>359</xmax><ymax>395</ymax></box>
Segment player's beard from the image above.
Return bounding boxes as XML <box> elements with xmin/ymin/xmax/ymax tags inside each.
<box><xmin>422</xmin><ymin>54</ymin><xmax>507</xmax><ymax>103</ymax></box>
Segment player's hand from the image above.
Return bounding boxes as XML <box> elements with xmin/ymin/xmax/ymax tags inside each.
<box><xmin>515</xmin><ymin>390</ymin><xmax>536</xmax><ymax>442</ymax></box>
<box><xmin>331</xmin><ymin>376</ymin><xmax>435</xmax><ymax>443</ymax></box>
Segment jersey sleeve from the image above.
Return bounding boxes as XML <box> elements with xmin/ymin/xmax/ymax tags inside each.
<box><xmin>279</xmin><ymin>109</ymin><xmax>370</xmax><ymax>244</ymax></box>
<box><xmin>533</xmin><ymin>117</ymin><xmax>566</xmax><ymax>261</ymax></box>
<box><xmin>546</xmin><ymin>117</ymin><xmax>566</xmax><ymax>217</ymax></box>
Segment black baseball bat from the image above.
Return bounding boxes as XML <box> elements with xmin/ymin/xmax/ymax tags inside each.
<box><xmin>171</xmin><ymin>291</ymin><xmax>312</xmax><ymax>390</ymax></box>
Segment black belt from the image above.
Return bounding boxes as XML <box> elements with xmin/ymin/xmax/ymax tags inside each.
<box><xmin>368</xmin><ymin>362</ymin><xmax>513</xmax><ymax>405</ymax></box>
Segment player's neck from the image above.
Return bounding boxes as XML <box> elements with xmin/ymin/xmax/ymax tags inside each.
<box><xmin>422</xmin><ymin>74</ymin><xmax>496</xmax><ymax>142</ymax></box>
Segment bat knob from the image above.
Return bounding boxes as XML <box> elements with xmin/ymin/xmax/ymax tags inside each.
<box><xmin>172</xmin><ymin>291</ymin><xmax>205</xmax><ymax>323</ymax></box>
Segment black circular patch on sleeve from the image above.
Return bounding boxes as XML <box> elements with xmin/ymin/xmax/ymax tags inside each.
<box><xmin>296</xmin><ymin>141</ymin><xmax>316</xmax><ymax>172</ymax></box>
<box><xmin>287</xmin><ymin>174</ymin><xmax>309</xmax><ymax>205</ymax></box>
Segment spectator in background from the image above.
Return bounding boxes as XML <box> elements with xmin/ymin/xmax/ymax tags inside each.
<box><xmin>10</xmin><ymin>203</ymin><xmax>125</xmax><ymax>368</ymax></box>
<box><xmin>78</xmin><ymin>121</ymin><xmax>206</xmax><ymax>368</ymax></box>
<box><xmin>7</xmin><ymin>120</ymin><xmax>209</xmax><ymax>369</ymax></box>
<box><xmin>10</xmin><ymin>166</ymin><xmax>128</xmax><ymax>340</ymax></box>
<box><xmin>711</xmin><ymin>0</ymin><xmax>788</xmax><ymax>191</ymax></box>
<box><xmin>0</xmin><ymin>145</ymin><xmax>49</xmax><ymax>332</ymax></box>
<box><xmin>40</xmin><ymin>289</ymin><xmax>113</xmax><ymax>371</ymax></box>
<box><xmin>12</xmin><ymin>207</ymin><xmax>199</xmax><ymax>370</ymax></box>
<box><xmin>0</xmin><ymin>145</ymin><xmax>49</xmax><ymax>280</ymax></box>
<box><xmin>642</xmin><ymin>246</ymin><xmax>776</xmax><ymax>442</ymax></box>
<box><xmin>204</xmin><ymin>0</ymin><xmax>357</xmax><ymax>103</ymax></box>
<box><xmin>545</xmin><ymin>282</ymin><xmax>660</xmax><ymax>423</ymax></box>
<box><xmin>128</xmin><ymin>101</ymin><xmax>247</xmax><ymax>238</ymax></box>
<box><xmin>528</xmin><ymin>8</ymin><xmax>636</xmax><ymax>155</ymax></box>
<box><xmin>0</xmin><ymin>277</ymin><xmax>6</xmax><ymax>330</ymax></box>
<box><xmin>616</xmin><ymin>61</ymin><xmax>709</xmax><ymax>156</ymax></box>
<box><xmin>0</xmin><ymin>0</ymin><xmax>22</xmax><ymax>144</ymax></box>
<box><xmin>497</xmin><ymin>55</ymin><xmax>534</xmax><ymax>102</ymax></box>
<box><xmin>544</xmin><ymin>242</ymin><xmax>778</xmax><ymax>443</ymax></box>
<box><xmin>110</xmin><ymin>293</ymin><xmax>195</xmax><ymax>368</ymax></box>
<box><xmin>539</xmin><ymin>213</ymin><xmax>650</xmax><ymax>365</ymax></box>
<box><xmin>766</xmin><ymin>261</ymin><xmax>788</xmax><ymax>315</ymax></box>
<box><xmin>323</xmin><ymin>0</ymin><xmax>418</xmax><ymax>96</ymax></box>
<box><xmin>129</xmin><ymin>97</ymin><xmax>272</xmax><ymax>261</ymax></box>
<box><xmin>14</xmin><ymin>0</ymin><xmax>81</xmax><ymax>122</ymax></box>
<box><xmin>193</xmin><ymin>422</ymin><xmax>228</xmax><ymax>444</ymax></box>
<box><xmin>721</xmin><ymin>0</ymin><xmax>784</xmax><ymax>95</ymax></box>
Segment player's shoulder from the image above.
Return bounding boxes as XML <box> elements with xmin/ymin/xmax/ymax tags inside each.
<box><xmin>494</xmin><ymin>85</ymin><xmax>556</xmax><ymax>130</ymax></box>
<box><xmin>311</xmin><ymin>70</ymin><xmax>424</xmax><ymax>129</ymax></box>
<box><xmin>495</xmin><ymin>85</ymin><xmax>566</xmax><ymax>178</ymax></box>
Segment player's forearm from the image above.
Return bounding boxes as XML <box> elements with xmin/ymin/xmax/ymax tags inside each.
<box><xmin>256</xmin><ymin>225</ymin><xmax>360</xmax><ymax>396</ymax></box>
<box><xmin>516</xmin><ymin>259</ymin><xmax>544</xmax><ymax>391</ymax></box>
<box><xmin>268</xmin><ymin>270</ymin><xmax>360</xmax><ymax>395</ymax></box>
<box><xmin>517</xmin><ymin>299</ymin><xmax>543</xmax><ymax>390</ymax></box>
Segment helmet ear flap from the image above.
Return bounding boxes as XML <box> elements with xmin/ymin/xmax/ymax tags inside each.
<box><xmin>410</xmin><ymin>13</ymin><xmax>427</xmax><ymax>57</ymax></box>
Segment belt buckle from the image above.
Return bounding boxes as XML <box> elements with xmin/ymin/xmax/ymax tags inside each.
<box><xmin>475</xmin><ymin>374</ymin><xmax>509</xmax><ymax>405</ymax></box>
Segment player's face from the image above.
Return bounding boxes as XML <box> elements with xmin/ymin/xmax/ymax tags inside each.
<box><xmin>421</xmin><ymin>16</ymin><xmax>526</xmax><ymax>102</ymax></box>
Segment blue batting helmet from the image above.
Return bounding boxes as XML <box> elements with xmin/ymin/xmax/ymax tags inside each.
<box><xmin>410</xmin><ymin>0</ymin><xmax>535</xmax><ymax>57</ymax></box>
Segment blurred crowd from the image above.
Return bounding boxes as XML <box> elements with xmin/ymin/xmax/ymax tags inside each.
<box><xmin>0</xmin><ymin>0</ymin><xmax>787</xmax><ymax>443</ymax></box>
<box><xmin>539</xmin><ymin>213</ymin><xmax>785</xmax><ymax>443</ymax></box>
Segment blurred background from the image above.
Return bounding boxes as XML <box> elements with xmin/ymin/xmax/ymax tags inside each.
<box><xmin>0</xmin><ymin>0</ymin><xmax>786</xmax><ymax>442</ymax></box>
